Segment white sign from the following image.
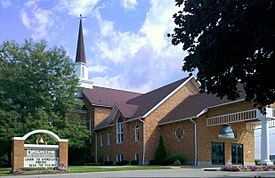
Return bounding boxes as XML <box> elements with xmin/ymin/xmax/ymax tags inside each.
<box><xmin>24</xmin><ymin>149</ymin><xmax>58</xmax><ymax>168</ymax></box>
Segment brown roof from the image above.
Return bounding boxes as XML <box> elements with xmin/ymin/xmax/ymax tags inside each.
<box><xmin>126</xmin><ymin>77</ymin><xmax>190</xmax><ymax>118</ymax></box>
<box><xmin>82</xmin><ymin>86</ymin><xmax>141</xmax><ymax>111</ymax></box>
<box><xmin>158</xmin><ymin>91</ymin><xmax>246</xmax><ymax>125</ymax></box>
<box><xmin>90</xmin><ymin>77</ymin><xmax>190</xmax><ymax>130</ymax></box>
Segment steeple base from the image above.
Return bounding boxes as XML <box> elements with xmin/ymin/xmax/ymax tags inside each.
<box><xmin>79</xmin><ymin>79</ymin><xmax>93</xmax><ymax>89</ymax></box>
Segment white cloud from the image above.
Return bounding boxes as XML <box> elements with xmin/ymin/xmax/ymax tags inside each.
<box><xmin>120</xmin><ymin>0</ymin><xmax>137</xmax><ymax>10</ymax></box>
<box><xmin>89</xmin><ymin>0</ymin><xmax>185</xmax><ymax>92</ymax></box>
<box><xmin>20</xmin><ymin>1</ymin><xmax>54</xmax><ymax>39</ymax></box>
<box><xmin>57</xmin><ymin>0</ymin><xmax>100</xmax><ymax>17</ymax></box>
<box><xmin>88</xmin><ymin>65</ymin><xmax>108</xmax><ymax>73</ymax></box>
<box><xmin>0</xmin><ymin>0</ymin><xmax>11</xmax><ymax>9</ymax></box>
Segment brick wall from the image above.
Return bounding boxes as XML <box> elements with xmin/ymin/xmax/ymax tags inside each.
<box><xmin>197</xmin><ymin>101</ymin><xmax>255</xmax><ymax>165</ymax></box>
<box><xmin>144</xmin><ymin>80</ymin><xmax>199</xmax><ymax>162</ymax></box>
<box><xmin>160</xmin><ymin>120</ymin><xmax>195</xmax><ymax>163</ymax></box>
<box><xmin>96</xmin><ymin>112</ymin><xmax>143</xmax><ymax>164</ymax></box>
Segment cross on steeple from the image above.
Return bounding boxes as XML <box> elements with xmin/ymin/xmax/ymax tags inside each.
<box><xmin>75</xmin><ymin>14</ymin><xmax>86</xmax><ymax>63</ymax></box>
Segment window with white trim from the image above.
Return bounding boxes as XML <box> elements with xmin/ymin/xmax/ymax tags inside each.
<box><xmin>107</xmin><ymin>131</ymin><xmax>111</xmax><ymax>146</ymax></box>
<box><xmin>218</xmin><ymin>125</ymin><xmax>236</xmax><ymax>139</ymax></box>
<box><xmin>100</xmin><ymin>133</ymin><xmax>104</xmax><ymax>147</ymax></box>
<box><xmin>116</xmin><ymin>117</ymin><xmax>124</xmax><ymax>144</ymax></box>
<box><xmin>116</xmin><ymin>154</ymin><xmax>123</xmax><ymax>162</ymax></box>
<box><xmin>134</xmin><ymin>124</ymin><xmax>140</xmax><ymax>142</ymax></box>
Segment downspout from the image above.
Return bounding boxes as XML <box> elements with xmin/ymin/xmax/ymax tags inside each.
<box><xmin>139</xmin><ymin>118</ymin><xmax>145</xmax><ymax>165</ymax></box>
<box><xmin>190</xmin><ymin>118</ymin><xmax>197</xmax><ymax>165</ymax></box>
<box><xmin>95</xmin><ymin>132</ymin><xmax>98</xmax><ymax>163</ymax></box>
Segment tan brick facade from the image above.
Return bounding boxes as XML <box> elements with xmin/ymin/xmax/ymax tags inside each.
<box><xmin>59</xmin><ymin>141</ymin><xmax>68</xmax><ymax>167</ymax></box>
<box><xmin>89</xmin><ymin>80</ymin><xmax>257</xmax><ymax>166</ymax></box>
<box><xmin>12</xmin><ymin>140</ymin><xmax>24</xmax><ymax>171</ymax></box>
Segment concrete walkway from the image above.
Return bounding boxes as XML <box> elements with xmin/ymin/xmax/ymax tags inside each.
<box><xmin>2</xmin><ymin>168</ymin><xmax>275</xmax><ymax>178</ymax></box>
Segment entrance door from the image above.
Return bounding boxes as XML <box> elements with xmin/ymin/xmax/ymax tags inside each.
<box><xmin>212</xmin><ymin>142</ymin><xmax>225</xmax><ymax>165</ymax></box>
<box><xmin>232</xmin><ymin>144</ymin><xmax>243</xmax><ymax>164</ymax></box>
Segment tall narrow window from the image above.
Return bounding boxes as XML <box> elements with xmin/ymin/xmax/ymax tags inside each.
<box><xmin>81</xmin><ymin>66</ymin><xmax>84</xmax><ymax>78</ymax></box>
<box><xmin>100</xmin><ymin>133</ymin><xmax>104</xmax><ymax>147</ymax></box>
<box><xmin>116</xmin><ymin>117</ymin><xmax>124</xmax><ymax>144</ymax></box>
<box><xmin>135</xmin><ymin>124</ymin><xmax>140</xmax><ymax>142</ymax></box>
<box><xmin>107</xmin><ymin>131</ymin><xmax>111</xmax><ymax>146</ymax></box>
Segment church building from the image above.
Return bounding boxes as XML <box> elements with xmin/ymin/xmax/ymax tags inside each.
<box><xmin>74</xmin><ymin>17</ymin><xmax>275</xmax><ymax>165</ymax></box>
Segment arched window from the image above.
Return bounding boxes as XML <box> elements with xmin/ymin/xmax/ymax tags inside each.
<box><xmin>116</xmin><ymin>117</ymin><xmax>124</xmax><ymax>144</ymax></box>
<box><xmin>218</xmin><ymin>125</ymin><xmax>236</xmax><ymax>139</ymax></box>
<box><xmin>135</xmin><ymin>124</ymin><xmax>140</xmax><ymax>142</ymax></box>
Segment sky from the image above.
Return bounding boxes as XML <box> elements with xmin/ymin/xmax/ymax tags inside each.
<box><xmin>0</xmin><ymin>0</ymin><xmax>187</xmax><ymax>93</ymax></box>
<box><xmin>0</xmin><ymin>0</ymin><xmax>274</xmax><ymax>160</ymax></box>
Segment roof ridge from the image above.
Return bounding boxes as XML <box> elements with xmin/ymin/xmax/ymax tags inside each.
<box><xmin>84</xmin><ymin>85</ymin><xmax>143</xmax><ymax>95</ymax></box>
<box><xmin>142</xmin><ymin>76</ymin><xmax>189</xmax><ymax>95</ymax></box>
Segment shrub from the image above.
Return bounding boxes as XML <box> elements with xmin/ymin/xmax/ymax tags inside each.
<box><xmin>116</xmin><ymin>160</ymin><xmax>129</xmax><ymax>166</ymax></box>
<box><xmin>154</xmin><ymin>136</ymin><xmax>167</xmax><ymax>165</ymax></box>
<box><xmin>255</xmin><ymin>159</ymin><xmax>260</xmax><ymax>165</ymax></box>
<box><xmin>163</xmin><ymin>155</ymin><xmax>185</xmax><ymax>165</ymax></box>
<box><xmin>149</xmin><ymin>159</ymin><xmax>157</xmax><ymax>165</ymax></box>
<box><xmin>104</xmin><ymin>161</ymin><xmax>113</xmax><ymax>165</ymax></box>
<box><xmin>130</xmin><ymin>160</ymin><xmax>139</xmax><ymax>165</ymax></box>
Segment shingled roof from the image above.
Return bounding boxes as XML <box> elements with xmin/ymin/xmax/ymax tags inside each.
<box><xmin>158</xmin><ymin>90</ymin><xmax>246</xmax><ymax>125</ymax></box>
<box><xmin>83</xmin><ymin>77</ymin><xmax>190</xmax><ymax>119</ymax></box>
<box><xmin>86</xmin><ymin>76</ymin><xmax>190</xmax><ymax>130</ymax></box>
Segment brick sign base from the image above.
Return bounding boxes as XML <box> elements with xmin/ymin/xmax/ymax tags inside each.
<box><xmin>12</xmin><ymin>130</ymin><xmax>68</xmax><ymax>171</ymax></box>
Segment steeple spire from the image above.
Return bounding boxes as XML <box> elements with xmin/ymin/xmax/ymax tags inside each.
<box><xmin>75</xmin><ymin>14</ymin><xmax>86</xmax><ymax>63</ymax></box>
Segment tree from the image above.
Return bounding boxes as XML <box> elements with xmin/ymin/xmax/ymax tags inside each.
<box><xmin>155</xmin><ymin>136</ymin><xmax>167</xmax><ymax>164</ymax></box>
<box><xmin>0</xmin><ymin>40</ymin><xmax>89</xmax><ymax>165</ymax></box>
<box><xmin>169</xmin><ymin>0</ymin><xmax>275</xmax><ymax>110</ymax></box>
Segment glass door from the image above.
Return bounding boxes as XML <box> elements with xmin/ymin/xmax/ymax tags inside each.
<box><xmin>211</xmin><ymin>142</ymin><xmax>225</xmax><ymax>165</ymax></box>
<box><xmin>232</xmin><ymin>144</ymin><xmax>243</xmax><ymax>164</ymax></box>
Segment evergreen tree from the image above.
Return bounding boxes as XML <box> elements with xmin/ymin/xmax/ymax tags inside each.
<box><xmin>155</xmin><ymin>136</ymin><xmax>167</xmax><ymax>164</ymax></box>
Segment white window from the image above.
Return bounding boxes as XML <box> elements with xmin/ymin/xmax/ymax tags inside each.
<box><xmin>134</xmin><ymin>153</ymin><xmax>139</xmax><ymax>161</ymax></box>
<box><xmin>116</xmin><ymin>154</ymin><xmax>123</xmax><ymax>162</ymax></box>
<box><xmin>134</xmin><ymin>124</ymin><xmax>140</xmax><ymax>142</ymax></box>
<box><xmin>81</xmin><ymin>66</ymin><xmax>84</xmax><ymax>78</ymax></box>
<box><xmin>107</xmin><ymin>131</ymin><xmax>111</xmax><ymax>146</ymax></box>
<box><xmin>100</xmin><ymin>133</ymin><xmax>104</xmax><ymax>147</ymax></box>
<box><xmin>116</xmin><ymin>117</ymin><xmax>124</xmax><ymax>144</ymax></box>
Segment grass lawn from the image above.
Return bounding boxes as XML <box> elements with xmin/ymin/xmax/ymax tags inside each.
<box><xmin>0</xmin><ymin>166</ymin><xmax>172</xmax><ymax>176</ymax></box>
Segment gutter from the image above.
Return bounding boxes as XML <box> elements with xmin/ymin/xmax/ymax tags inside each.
<box><xmin>95</xmin><ymin>132</ymin><xmax>98</xmax><ymax>163</ymax></box>
<box><xmin>190</xmin><ymin>118</ymin><xmax>197</xmax><ymax>166</ymax></box>
<box><xmin>139</xmin><ymin>118</ymin><xmax>146</xmax><ymax>165</ymax></box>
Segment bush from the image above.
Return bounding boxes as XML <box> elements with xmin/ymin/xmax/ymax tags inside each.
<box><xmin>154</xmin><ymin>136</ymin><xmax>167</xmax><ymax>165</ymax></box>
<box><xmin>255</xmin><ymin>159</ymin><xmax>260</xmax><ymax>165</ymax></box>
<box><xmin>130</xmin><ymin>160</ymin><xmax>139</xmax><ymax>165</ymax></box>
<box><xmin>104</xmin><ymin>161</ymin><xmax>113</xmax><ymax>165</ymax></box>
<box><xmin>149</xmin><ymin>159</ymin><xmax>157</xmax><ymax>165</ymax></box>
<box><xmin>163</xmin><ymin>155</ymin><xmax>185</xmax><ymax>165</ymax></box>
<box><xmin>116</xmin><ymin>160</ymin><xmax>129</xmax><ymax>166</ymax></box>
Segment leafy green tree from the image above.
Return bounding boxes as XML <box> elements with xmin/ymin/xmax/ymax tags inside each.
<box><xmin>0</xmin><ymin>40</ymin><xmax>89</xmax><ymax>165</ymax></box>
<box><xmin>169</xmin><ymin>0</ymin><xmax>275</xmax><ymax>109</ymax></box>
<box><xmin>155</xmin><ymin>136</ymin><xmax>167</xmax><ymax>164</ymax></box>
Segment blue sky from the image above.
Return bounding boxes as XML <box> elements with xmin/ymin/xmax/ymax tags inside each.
<box><xmin>0</xmin><ymin>0</ymin><xmax>187</xmax><ymax>93</ymax></box>
<box><xmin>0</xmin><ymin>0</ymin><xmax>274</xmax><ymax>159</ymax></box>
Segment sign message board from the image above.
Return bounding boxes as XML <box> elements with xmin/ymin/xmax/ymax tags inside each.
<box><xmin>24</xmin><ymin>149</ymin><xmax>58</xmax><ymax>168</ymax></box>
<box><xmin>23</xmin><ymin>144</ymin><xmax>59</xmax><ymax>168</ymax></box>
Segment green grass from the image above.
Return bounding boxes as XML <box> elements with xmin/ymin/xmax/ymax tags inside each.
<box><xmin>68</xmin><ymin>166</ymin><xmax>171</xmax><ymax>173</ymax></box>
<box><xmin>0</xmin><ymin>166</ymin><xmax>171</xmax><ymax>176</ymax></box>
<box><xmin>0</xmin><ymin>167</ymin><xmax>11</xmax><ymax>176</ymax></box>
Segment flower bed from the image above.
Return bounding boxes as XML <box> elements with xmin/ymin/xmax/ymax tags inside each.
<box><xmin>221</xmin><ymin>165</ymin><xmax>275</xmax><ymax>172</ymax></box>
